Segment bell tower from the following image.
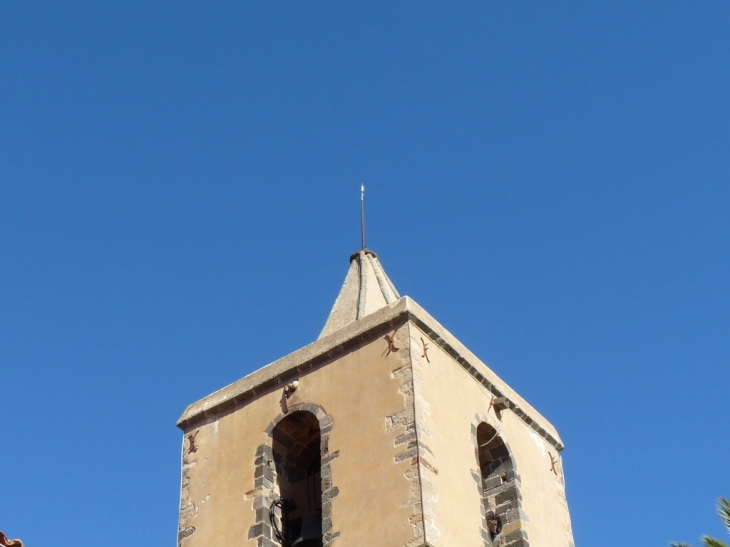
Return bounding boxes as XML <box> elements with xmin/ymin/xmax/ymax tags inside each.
<box><xmin>176</xmin><ymin>250</ymin><xmax>574</xmax><ymax>547</ymax></box>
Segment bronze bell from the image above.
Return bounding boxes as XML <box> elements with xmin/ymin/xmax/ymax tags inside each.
<box><xmin>291</xmin><ymin>511</ymin><xmax>322</xmax><ymax>547</ymax></box>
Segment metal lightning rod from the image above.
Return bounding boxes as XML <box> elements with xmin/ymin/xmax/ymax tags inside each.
<box><xmin>360</xmin><ymin>184</ymin><xmax>366</xmax><ymax>250</ymax></box>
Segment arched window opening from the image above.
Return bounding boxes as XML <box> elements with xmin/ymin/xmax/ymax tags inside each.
<box><xmin>270</xmin><ymin>411</ymin><xmax>323</xmax><ymax>547</ymax></box>
<box><xmin>477</xmin><ymin>422</ymin><xmax>517</xmax><ymax>545</ymax></box>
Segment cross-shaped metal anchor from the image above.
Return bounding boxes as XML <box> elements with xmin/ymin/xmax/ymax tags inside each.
<box><xmin>420</xmin><ymin>337</ymin><xmax>430</xmax><ymax>363</ymax></box>
<box><xmin>549</xmin><ymin>451</ymin><xmax>559</xmax><ymax>475</ymax></box>
<box><xmin>384</xmin><ymin>328</ymin><xmax>400</xmax><ymax>356</ymax></box>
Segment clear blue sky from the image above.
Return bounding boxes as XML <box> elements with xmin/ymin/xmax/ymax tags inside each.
<box><xmin>2</xmin><ymin>3</ymin><xmax>728</xmax><ymax>546</ymax></box>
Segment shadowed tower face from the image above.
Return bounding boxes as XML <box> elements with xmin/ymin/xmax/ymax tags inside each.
<box><xmin>176</xmin><ymin>250</ymin><xmax>574</xmax><ymax>547</ymax></box>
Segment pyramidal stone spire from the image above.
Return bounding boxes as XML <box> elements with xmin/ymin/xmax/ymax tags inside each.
<box><xmin>319</xmin><ymin>250</ymin><xmax>400</xmax><ymax>339</ymax></box>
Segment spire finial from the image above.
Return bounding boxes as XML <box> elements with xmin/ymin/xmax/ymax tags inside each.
<box><xmin>360</xmin><ymin>184</ymin><xmax>366</xmax><ymax>250</ymax></box>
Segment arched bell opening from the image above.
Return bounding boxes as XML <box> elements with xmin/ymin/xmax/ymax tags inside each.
<box><xmin>270</xmin><ymin>411</ymin><xmax>323</xmax><ymax>547</ymax></box>
<box><xmin>477</xmin><ymin>422</ymin><xmax>519</xmax><ymax>546</ymax></box>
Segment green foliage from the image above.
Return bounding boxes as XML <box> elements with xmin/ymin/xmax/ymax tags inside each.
<box><xmin>670</xmin><ymin>498</ymin><xmax>730</xmax><ymax>547</ymax></box>
<box><xmin>718</xmin><ymin>498</ymin><xmax>730</xmax><ymax>531</ymax></box>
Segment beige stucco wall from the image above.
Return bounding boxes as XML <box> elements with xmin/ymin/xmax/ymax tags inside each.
<box><xmin>409</xmin><ymin>322</ymin><xmax>573</xmax><ymax>547</ymax></box>
<box><xmin>178</xmin><ymin>297</ymin><xmax>573</xmax><ymax>547</ymax></box>
<box><xmin>179</xmin><ymin>330</ymin><xmax>417</xmax><ymax>547</ymax></box>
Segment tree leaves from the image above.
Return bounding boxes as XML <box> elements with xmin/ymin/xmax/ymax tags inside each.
<box><xmin>670</xmin><ymin>497</ymin><xmax>729</xmax><ymax>547</ymax></box>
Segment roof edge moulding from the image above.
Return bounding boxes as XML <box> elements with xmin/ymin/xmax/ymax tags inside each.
<box><xmin>177</xmin><ymin>295</ymin><xmax>563</xmax><ymax>452</ymax></box>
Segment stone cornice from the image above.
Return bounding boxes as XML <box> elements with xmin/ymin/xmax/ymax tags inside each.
<box><xmin>176</xmin><ymin>297</ymin><xmax>564</xmax><ymax>452</ymax></box>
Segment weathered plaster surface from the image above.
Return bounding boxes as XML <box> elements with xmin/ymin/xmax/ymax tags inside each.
<box><xmin>177</xmin><ymin>296</ymin><xmax>573</xmax><ymax>547</ymax></box>
<box><xmin>178</xmin><ymin>332</ymin><xmax>414</xmax><ymax>547</ymax></box>
<box><xmin>411</xmin><ymin>322</ymin><xmax>574</xmax><ymax>547</ymax></box>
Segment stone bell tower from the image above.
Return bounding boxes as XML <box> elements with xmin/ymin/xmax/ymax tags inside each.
<box><xmin>176</xmin><ymin>250</ymin><xmax>574</xmax><ymax>547</ymax></box>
